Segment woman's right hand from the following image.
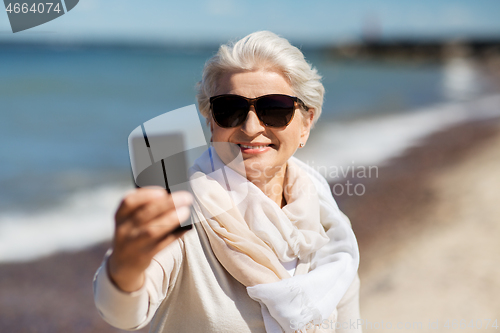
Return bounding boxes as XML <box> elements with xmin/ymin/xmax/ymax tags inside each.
<box><xmin>107</xmin><ymin>187</ymin><xmax>193</xmax><ymax>293</ymax></box>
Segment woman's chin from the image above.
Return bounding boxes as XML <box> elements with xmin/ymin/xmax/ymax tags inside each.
<box><xmin>242</xmin><ymin>157</ymin><xmax>282</xmax><ymax>179</ymax></box>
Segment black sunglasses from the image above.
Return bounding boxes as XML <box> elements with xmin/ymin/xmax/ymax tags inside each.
<box><xmin>209</xmin><ymin>94</ymin><xmax>309</xmax><ymax>128</ymax></box>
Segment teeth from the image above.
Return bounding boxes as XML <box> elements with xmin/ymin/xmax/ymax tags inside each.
<box><xmin>240</xmin><ymin>144</ymin><xmax>269</xmax><ymax>149</ymax></box>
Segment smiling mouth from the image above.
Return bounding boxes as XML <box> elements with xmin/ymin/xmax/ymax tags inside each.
<box><xmin>238</xmin><ymin>144</ymin><xmax>272</xmax><ymax>149</ymax></box>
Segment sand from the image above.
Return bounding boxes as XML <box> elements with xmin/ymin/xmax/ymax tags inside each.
<box><xmin>333</xmin><ymin>118</ymin><xmax>500</xmax><ymax>332</ymax></box>
<box><xmin>1</xmin><ymin>117</ymin><xmax>499</xmax><ymax>333</ymax></box>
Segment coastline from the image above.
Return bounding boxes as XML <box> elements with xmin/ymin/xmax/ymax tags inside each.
<box><xmin>1</xmin><ymin>117</ymin><xmax>499</xmax><ymax>332</ymax></box>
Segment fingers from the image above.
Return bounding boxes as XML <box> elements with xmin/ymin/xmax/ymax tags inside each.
<box><xmin>127</xmin><ymin>192</ymin><xmax>187</xmax><ymax>227</ymax></box>
<box><xmin>132</xmin><ymin>204</ymin><xmax>192</xmax><ymax>241</ymax></box>
<box><xmin>115</xmin><ymin>187</ymin><xmax>166</xmax><ymax>222</ymax></box>
<box><xmin>116</xmin><ymin>188</ymin><xmax>193</xmax><ymax>225</ymax></box>
<box><xmin>109</xmin><ymin>188</ymin><xmax>194</xmax><ymax>289</ymax></box>
<box><xmin>114</xmin><ymin>188</ymin><xmax>193</xmax><ymax>248</ymax></box>
<box><xmin>151</xmin><ymin>228</ymin><xmax>190</xmax><ymax>254</ymax></box>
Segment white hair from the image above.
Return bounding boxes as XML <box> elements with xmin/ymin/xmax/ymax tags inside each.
<box><xmin>196</xmin><ymin>31</ymin><xmax>325</xmax><ymax>126</ymax></box>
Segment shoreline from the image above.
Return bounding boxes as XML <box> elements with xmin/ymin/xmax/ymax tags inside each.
<box><xmin>1</xmin><ymin>117</ymin><xmax>499</xmax><ymax>332</ymax></box>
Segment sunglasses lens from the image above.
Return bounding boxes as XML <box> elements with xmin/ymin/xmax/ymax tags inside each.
<box><xmin>212</xmin><ymin>96</ymin><xmax>249</xmax><ymax>128</ymax></box>
<box><xmin>256</xmin><ymin>95</ymin><xmax>295</xmax><ymax>127</ymax></box>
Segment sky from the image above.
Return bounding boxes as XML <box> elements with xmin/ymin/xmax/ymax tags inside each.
<box><xmin>1</xmin><ymin>0</ymin><xmax>500</xmax><ymax>46</ymax></box>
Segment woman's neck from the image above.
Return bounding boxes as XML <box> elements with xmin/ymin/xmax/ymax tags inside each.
<box><xmin>248</xmin><ymin>164</ymin><xmax>287</xmax><ymax>208</ymax></box>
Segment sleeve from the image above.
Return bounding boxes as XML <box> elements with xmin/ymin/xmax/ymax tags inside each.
<box><xmin>92</xmin><ymin>237</ymin><xmax>185</xmax><ymax>331</ymax></box>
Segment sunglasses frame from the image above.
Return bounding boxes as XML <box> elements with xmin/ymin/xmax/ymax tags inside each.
<box><xmin>209</xmin><ymin>93</ymin><xmax>309</xmax><ymax>128</ymax></box>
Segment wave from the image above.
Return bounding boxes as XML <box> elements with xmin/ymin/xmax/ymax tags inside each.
<box><xmin>0</xmin><ymin>184</ymin><xmax>133</xmax><ymax>263</ymax></box>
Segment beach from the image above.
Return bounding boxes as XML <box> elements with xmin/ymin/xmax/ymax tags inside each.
<box><xmin>0</xmin><ymin>114</ymin><xmax>498</xmax><ymax>332</ymax></box>
<box><xmin>3</xmin><ymin>45</ymin><xmax>500</xmax><ymax>332</ymax></box>
<box><xmin>334</xmin><ymin>117</ymin><xmax>500</xmax><ymax>332</ymax></box>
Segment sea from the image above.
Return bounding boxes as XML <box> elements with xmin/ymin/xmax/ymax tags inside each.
<box><xmin>1</xmin><ymin>44</ymin><xmax>499</xmax><ymax>262</ymax></box>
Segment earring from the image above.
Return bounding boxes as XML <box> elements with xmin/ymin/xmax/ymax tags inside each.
<box><xmin>299</xmin><ymin>142</ymin><xmax>305</xmax><ymax>148</ymax></box>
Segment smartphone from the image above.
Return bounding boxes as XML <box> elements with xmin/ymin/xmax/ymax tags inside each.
<box><xmin>129</xmin><ymin>130</ymin><xmax>192</xmax><ymax>232</ymax></box>
<box><xmin>128</xmin><ymin>105</ymin><xmax>209</xmax><ymax>233</ymax></box>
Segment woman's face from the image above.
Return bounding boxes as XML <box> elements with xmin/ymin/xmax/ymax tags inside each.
<box><xmin>210</xmin><ymin>69</ymin><xmax>313</xmax><ymax>184</ymax></box>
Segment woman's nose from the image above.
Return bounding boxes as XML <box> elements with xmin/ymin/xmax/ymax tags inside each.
<box><xmin>240</xmin><ymin>107</ymin><xmax>265</xmax><ymax>135</ymax></box>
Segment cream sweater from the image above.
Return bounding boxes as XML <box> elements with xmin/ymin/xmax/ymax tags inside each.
<box><xmin>93</xmin><ymin>222</ymin><xmax>362</xmax><ymax>333</ymax></box>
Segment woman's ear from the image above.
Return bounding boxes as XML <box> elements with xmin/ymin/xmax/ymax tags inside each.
<box><xmin>208</xmin><ymin>118</ymin><xmax>214</xmax><ymax>133</ymax></box>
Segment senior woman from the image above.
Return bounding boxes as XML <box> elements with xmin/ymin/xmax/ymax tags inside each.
<box><xmin>93</xmin><ymin>31</ymin><xmax>361</xmax><ymax>333</ymax></box>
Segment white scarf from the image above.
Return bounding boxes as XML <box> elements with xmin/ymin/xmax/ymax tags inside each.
<box><xmin>188</xmin><ymin>146</ymin><xmax>359</xmax><ymax>333</ymax></box>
